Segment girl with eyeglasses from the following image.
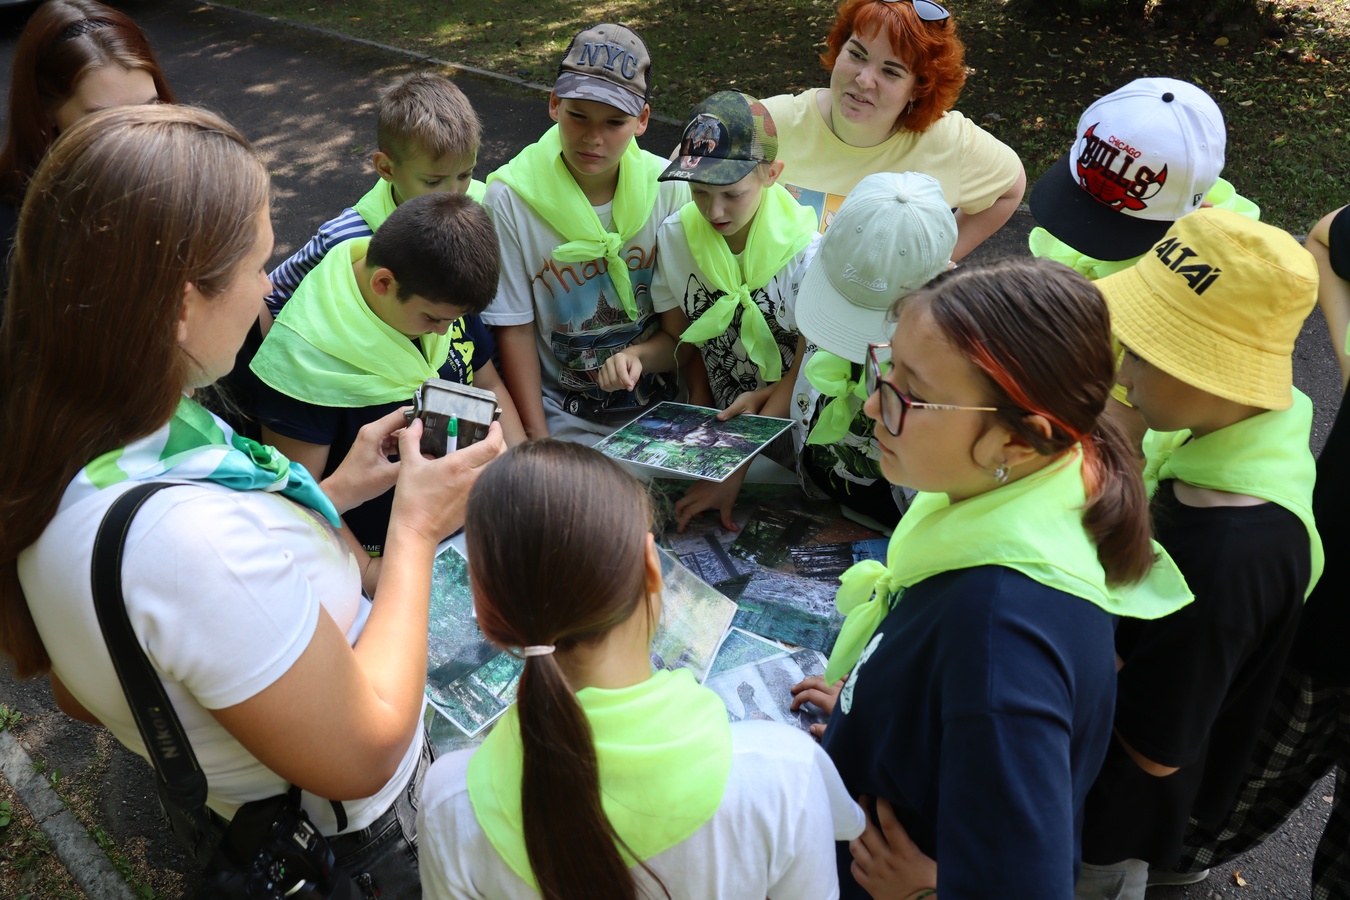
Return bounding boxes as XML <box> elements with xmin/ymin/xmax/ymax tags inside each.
<box><xmin>808</xmin><ymin>258</ymin><xmax>1192</xmax><ymax>898</ymax></box>
<box><xmin>760</xmin><ymin>0</ymin><xmax>1025</xmax><ymax>259</ymax></box>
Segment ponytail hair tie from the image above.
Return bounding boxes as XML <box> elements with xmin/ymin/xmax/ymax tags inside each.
<box><xmin>521</xmin><ymin>645</ymin><xmax>556</xmax><ymax>658</ymax></box>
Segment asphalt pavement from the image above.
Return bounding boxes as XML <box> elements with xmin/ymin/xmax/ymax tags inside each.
<box><xmin>0</xmin><ymin>0</ymin><xmax>1341</xmax><ymax>896</ymax></box>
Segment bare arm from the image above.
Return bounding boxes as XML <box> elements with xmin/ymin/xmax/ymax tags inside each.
<box><xmin>951</xmin><ymin>166</ymin><xmax>1027</xmax><ymax>262</ymax></box>
<box><xmin>495</xmin><ymin>323</ymin><xmax>549</xmax><ymax>440</ymax></box>
<box><xmin>263</xmin><ymin>428</ymin><xmax>331</xmax><ymax>486</ymax></box>
<box><xmin>51</xmin><ymin>673</ymin><xmax>102</xmax><ymax>725</ymax></box>
<box><xmin>761</xmin><ymin>335</ymin><xmax>807</xmax><ymax>419</ymax></box>
<box><xmin>1114</xmin><ymin>729</ymin><xmax>1180</xmax><ymax>777</ymax></box>
<box><xmin>209</xmin><ymin>422</ymin><xmax>505</xmax><ymax>800</ymax></box>
<box><xmin>472</xmin><ymin>360</ymin><xmax>527</xmax><ymax>446</ymax></box>
<box><xmin>1308</xmin><ymin>205</ymin><xmax>1350</xmax><ymax>390</ymax></box>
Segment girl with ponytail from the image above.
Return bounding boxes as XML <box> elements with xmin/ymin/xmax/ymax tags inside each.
<box><xmin>418</xmin><ymin>440</ymin><xmax>865</xmax><ymax>899</ymax></box>
<box><xmin>798</xmin><ymin>257</ymin><xmax>1192</xmax><ymax>898</ymax></box>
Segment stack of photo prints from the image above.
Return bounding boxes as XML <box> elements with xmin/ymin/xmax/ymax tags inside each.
<box><xmin>423</xmin><ymin>407</ymin><xmax>889</xmax><ymax>754</ymax></box>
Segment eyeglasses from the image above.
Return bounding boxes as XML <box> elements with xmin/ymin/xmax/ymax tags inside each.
<box><xmin>865</xmin><ymin>342</ymin><xmax>1000</xmax><ymax>437</ymax></box>
<box><xmin>881</xmin><ymin>0</ymin><xmax>951</xmax><ymax>23</ymax></box>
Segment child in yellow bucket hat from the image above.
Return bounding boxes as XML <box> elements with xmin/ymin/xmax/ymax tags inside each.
<box><xmin>1174</xmin><ymin>203</ymin><xmax>1350</xmax><ymax>900</ymax></box>
<box><xmin>1076</xmin><ymin>208</ymin><xmax>1324</xmax><ymax>899</ymax></box>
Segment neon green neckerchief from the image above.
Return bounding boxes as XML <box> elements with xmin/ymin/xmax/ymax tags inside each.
<box><xmin>676</xmin><ymin>183</ymin><xmax>816</xmax><ymax>383</ymax></box>
<box><xmin>824</xmin><ymin>448</ymin><xmax>1193</xmax><ymax>682</ymax></box>
<box><xmin>803</xmin><ymin>351</ymin><xmax>868</xmax><ymax>445</ymax></box>
<box><xmin>352</xmin><ymin>179</ymin><xmax>398</xmax><ymax>232</ymax></box>
<box><xmin>250</xmin><ymin>238</ymin><xmax>452</xmax><ymax>407</ymax></box>
<box><xmin>1028</xmin><ymin>177</ymin><xmax>1260</xmax><ymax>279</ymax></box>
<box><xmin>351</xmin><ymin>178</ymin><xmax>490</xmax><ymax>233</ymax></box>
<box><xmin>467</xmin><ymin>668</ymin><xmax>732</xmax><ymax>889</ymax></box>
<box><xmin>1142</xmin><ymin>389</ymin><xmax>1323</xmax><ymax>598</ymax></box>
<box><xmin>487</xmin><ymin>125</ymin><xmax>664</xmax><ymax>321</ymax></box>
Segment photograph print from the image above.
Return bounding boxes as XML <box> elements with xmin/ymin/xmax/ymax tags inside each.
<box><xmin>594</xmin><ymin>402</ymin><xmax>792</xmax><ymax>482</ymax></box>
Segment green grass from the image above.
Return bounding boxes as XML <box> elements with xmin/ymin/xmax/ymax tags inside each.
<box><xmin>220</xmin><ymin>0</ymin><xmax>1346</xmax><ymax>230</ymax></box>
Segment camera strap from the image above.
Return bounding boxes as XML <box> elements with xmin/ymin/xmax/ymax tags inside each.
<box><xmin>90</xmin><ymin>482</ymin><xmax>348</xmax><ymax>866</ymax></box>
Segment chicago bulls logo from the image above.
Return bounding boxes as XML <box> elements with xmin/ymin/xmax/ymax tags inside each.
<box><xmin>1075</xmin><ymin>123</ymin><xmax>1167</xmax><ymax>212</ymax></box>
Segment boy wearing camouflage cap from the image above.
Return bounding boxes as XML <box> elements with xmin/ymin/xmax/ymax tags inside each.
<box><xmin>597</xmin><ymin>90</ymin><xmax>819</xmax><ymax>529</ymax></box>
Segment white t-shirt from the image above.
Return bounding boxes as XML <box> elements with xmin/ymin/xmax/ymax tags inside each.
<box><xmin>482</xmin><ymin>169</ymin><xmax>689</xmax><ymax>443</ymax></box>
<box><xmin>761</xmin><ymin>89</ymin><xmax>1023</xmax><ymax>234</ymax></box>
<box><xmin>418</xmin><ymin>720</ymin><xmax>865</xmax><ymax>899</ymax></box>
<box><xmin>17</xmin><ymin>481</ymin><xmax>423</xmax><ymax>834</ymax></box>
<box><xmin>651</xmin><ymin>211</ymin><xmax>820</xmax><ymax>410</ymax></box>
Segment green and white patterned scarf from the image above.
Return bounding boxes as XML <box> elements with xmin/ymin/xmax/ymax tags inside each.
<box><xmin>64</xmin><ymin>396</ymin><xmax>340</xmax><ymax>526</ymax></box>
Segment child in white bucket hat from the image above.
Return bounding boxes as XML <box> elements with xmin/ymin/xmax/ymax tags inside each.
<box><xmin>784</xmin><ymin>171</ymin><xmax>956</xmax><ymax>528</ymax></box>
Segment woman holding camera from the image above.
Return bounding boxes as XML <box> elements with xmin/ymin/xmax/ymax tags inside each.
<box><xmin>761</xmin><ymin>0</ymin><xmax>1024</xmax><ymax>259</ymax></box>
<box><xmin>0</xmin><ymin>104</ymin><xmax>503</xmax><ymax>897</ymax></box>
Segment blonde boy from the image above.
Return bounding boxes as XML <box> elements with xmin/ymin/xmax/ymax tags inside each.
<box><xmin>597</xmin><ymin>91</ymin><xmax>819</xmax><ymax>528</ymax></box>
<box><xmin>481</xmin><ymin>23</ymin><xmax>688</xmax><ymax>444</ymax></box>
<box><xmin>265</xmin><ymin>71</ymin><xmax>486</xmax><ymax>313</ymax></box>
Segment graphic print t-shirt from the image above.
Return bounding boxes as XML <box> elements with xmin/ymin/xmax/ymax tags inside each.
<box><xmin>651</xmin><ymin>213</ymin><xmax>818</xmax><ymax>409</ymax></box>
<box><xmin>482</xmin><ymin>170</ymin><xmax>689</xmax><ymax>439</ymax></box>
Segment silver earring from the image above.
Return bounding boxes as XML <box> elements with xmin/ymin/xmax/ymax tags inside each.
<box><xmin>905</xmin><ymin>99</ymin><xmax>916</xmax><ymax>115</ymax></box>
<box><xmin>993</xmin><ymin>463</ymin><xmax>1009</xmax><ymax>484</ymax></box>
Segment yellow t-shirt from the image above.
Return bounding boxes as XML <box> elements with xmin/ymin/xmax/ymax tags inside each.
<box><xmin>761</xmin><ymin>89</ymin><xmax>1023</xmax><ymax>234</ymax></box>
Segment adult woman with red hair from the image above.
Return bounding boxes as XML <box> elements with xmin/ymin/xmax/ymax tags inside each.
<box><xmin>762</xmin><ymin>0</ymin><xmax>1024</xmax><ymax>259</ymax></box>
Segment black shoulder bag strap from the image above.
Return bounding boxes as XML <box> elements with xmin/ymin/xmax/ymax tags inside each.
<box><xmin>90</xmin><ymin>481</ymin><xmax>224</xmax><ymax>866</ymax></box>
<box><xmin>90</xmin><ymin>480</ymin><xmax>348</xmax><ymax>866</ymax></box>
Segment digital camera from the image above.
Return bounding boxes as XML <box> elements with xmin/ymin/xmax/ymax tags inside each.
<box><xmin>405</xmin><ymin>378</ymin><xmax>502</xmax><ymax>458</ymax></box>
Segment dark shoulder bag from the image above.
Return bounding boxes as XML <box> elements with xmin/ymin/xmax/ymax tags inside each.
<box><xmin>91</xmin><ymin>482</ymin><xmax>360</xmax><ymax>900</ymax></box>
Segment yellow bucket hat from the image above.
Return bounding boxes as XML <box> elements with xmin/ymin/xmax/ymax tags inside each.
<box><xmin>1097</xmin><ymin>208</ymin><xmax>1318</xmax><ymax>410</ymax></box>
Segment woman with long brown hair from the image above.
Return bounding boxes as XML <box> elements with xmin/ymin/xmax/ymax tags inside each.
<box><xmin>418</xmin><ymin>439</ymin><xmax>864</xmax><ymax>899</ymax></box>
<box><xmin>0</xmin><ymin>104</ymin><xmax>502</xmax><ymax>897</ymax></box>
<box><xmin>761</xmin><ymin>0</ymin><xmax>1024</xmax><ymax>259</ymax></box>
<box><xmin>794</xmin><ymin>258</ymin><xmax>1192</xmax><ymax>898</ymax></box>
<box><xmin>0</xmin><ymin>0</ymin><xmax>174</xmax><ymax>264</ymax></box>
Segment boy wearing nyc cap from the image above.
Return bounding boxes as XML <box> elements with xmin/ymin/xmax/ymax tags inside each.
<box><xmin>481</xmin><ymin>23</ymin><xmax>689</xmax><ymax>445</ymax></box>
<box><xmin>1074</xmin><ymin>209</ymin><xmax>1323</xmax><ymax>900</ymax></box>
<box><xmin>1177</xmin><ymin>204</ymin><xmax>1350</xmax><ymax>900</ymax></box>
<box><xmin>785</xmin><ymin>171</ymin><xmax>957</xmax><ymax>529</ymax></box>
<box><xmin>596</xmin><ymin>91</ymin><xmax>819</xmax><ymax>529</ymax></box>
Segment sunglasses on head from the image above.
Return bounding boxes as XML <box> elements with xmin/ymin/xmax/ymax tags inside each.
<box><xmin>881</xmin><ymin>0</ymin><xmax>951</xmax><ymax>23</ymax></box>
<box><xmin>865</xmin><ymin>342</ymin><xmax>1000</xmax><ymax>438</ymax></box>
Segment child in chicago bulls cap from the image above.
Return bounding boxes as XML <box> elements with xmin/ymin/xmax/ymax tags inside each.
<box><xmin>1028</xmin><ymin>77</ymin><xmax>1261</xmax><ymax>449</ymax></box>
<box><xmin>1075</xmin><ymin>209</ymin><xmax>1322</xmax><ymax>899</ymax></box>
<box><xmin>1029</xmin><ymin>78</ymin><xmax>1258</xmax><ymax>273</ymax></box>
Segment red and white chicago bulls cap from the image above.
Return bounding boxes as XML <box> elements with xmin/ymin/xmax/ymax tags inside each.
<box><xmin>1029</xmin><ymin>78</ymin><xmax>1226</xmax><ymax>262</ymax></box>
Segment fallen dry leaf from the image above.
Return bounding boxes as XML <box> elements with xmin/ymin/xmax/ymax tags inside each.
<box><xmin>1324</xmin><ymin>795</ymin><xmax>1334</xmax><ymax>803</ymax></box>
<box><xmin>1215</xmin><ymin>36</ymin><xmax>1230</xmax><ymax>46</ymax></box>
<box><xmin>1233</xmin><ymin>870</ymin><xmax>1248</xmax><ymax>887</ymax></box>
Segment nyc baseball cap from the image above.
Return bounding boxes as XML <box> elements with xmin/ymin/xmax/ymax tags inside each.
<box><xmin>553</xmin><ymin>23</ymin><xmax>651</xmax><ymax>118</ymax></box>
<box><xmin>1030</xmin><ymin>78</ymin><xmax>1226</xmax><ymax>262</ymax></box>
<box><xmin>1098</xmin><ymin>208</ymin><xmax>1318</xmax><ymax>410</ymax></box>
<box><xmin>795</xmin><ymin>172</ymin><xmax>957</xmax><ymax>364</ymax></box>
<box><xmin>659</xmin><ymin>91</ymin><xmax>778</xmax><ymax>185</ymax></box>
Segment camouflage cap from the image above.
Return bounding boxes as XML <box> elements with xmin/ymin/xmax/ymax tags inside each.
<box><xmin>659</xmin><ymin>91</ymin><xmax>779</xmax><ymax>186</ymax></box>
<box><xmin>553</xmin><ymin>23</ymin><xmax>651</xmax><ymax>118</ymax></box>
